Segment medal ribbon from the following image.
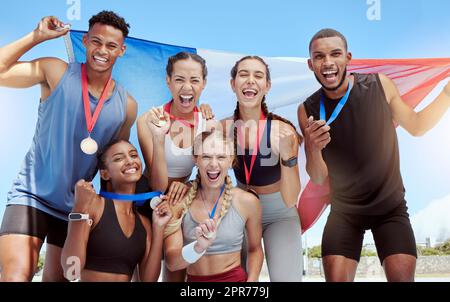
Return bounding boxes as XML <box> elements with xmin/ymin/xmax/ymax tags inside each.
<box><xmin>207</xmin><ymin>185</ymin><xmax>226</xmax><ymax>219</ymax></box>
<box><xmin>237</xmin><ymin>112</ymin><xmax>267</xmax><ymax>186</ymax></box>
<box><xmin>99</xmin><ymin>190</ymin><xmax>163</xmax><ymax>207</ymax></box>
<box><xmin>163</xmin><ymin>100</ymin><xmax>199</xmax><ymax>128</ymax></box>
<box><xmin>320</xmin><ymin>80</ymin><xmax>353</xmax><ymax>125</ymax></box>
<box><xmin>81</xmin><ymin>64</ymin><xmax>113</xmax><ymax>135</ymax></box>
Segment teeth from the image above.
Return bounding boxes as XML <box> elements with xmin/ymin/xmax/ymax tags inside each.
<box><xmin>243</xmin><ymin>89</ymin><xmax>257</xmax><ymax>93</ymax></box>
<box><xmin>94</xmin><ymin>56</ymin><xmax>108</xmax><ymax>63</ymax></box>
<box><xmin>180</xmin><ymin>95</ymin><xmax>193</xmax><ymax>103</ymax></box>
<box><xmin>207</xmin><ymin>171</ymin><xmax>220</xmax><ymax>179</ymax></box>
<box><xmin>322</xmin><ymin>70</ymin><xmax>337</xmax><ymax>75</ymax></box>
<box><xmin>124</xmin><ymin>168</ymin><xmax>137</xmax><ymax>174</ymax></box>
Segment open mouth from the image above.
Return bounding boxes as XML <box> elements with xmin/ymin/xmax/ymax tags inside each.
<box><xmin>206</xmin><ymin>171</ymin><xmax>221</xmax><ymax>182</ymax></box>
<box><xmin>93</xmin><ymin>55</ymin><xmax>109</xmax><ymax>65</ymax></box>
<box><xmin>242</xmin><ymin>88</ymin><xmax>258</xmax><ymax>99</ymax></box>
<box><xmin>179</xmin><ymin>94</ymin><xmax>194</xmax><ymax>107</ymax></box>
<box><xmin>123</xmin><ymin>166</ymin><xmax>139</xmax><ymax>175</ymax></box>
<box><xmin>322</xmin><ymin>70</ymin><xmax>338</xmax><ymax>84</ymax></box>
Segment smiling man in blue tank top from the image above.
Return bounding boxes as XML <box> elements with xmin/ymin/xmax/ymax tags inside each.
<box><xmin>0</xmin><ymin>11</ymin><xmax>137</xmax><ymax>281</ymax></box>
<box><xmin>298</xmin><ymin>29</ymin><xmax>450</xmax><ymax>282</ymax></box>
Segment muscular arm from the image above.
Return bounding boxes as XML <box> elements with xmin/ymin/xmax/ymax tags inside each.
<box><xmin>0</xmin><ymin>16</ymin><xmax>69</xmax><ymax>97</ymax></box>
<box><xmin>117</xmin><ymin>94</ymin><xmax>137</xmax><ymax>140</ymax></box>
<box><xmin>380</xmin><ymin>73</ymin><xmax>450</xmax><ymax>137</ymax></box>
<box><xmin>297</xmin><ymin>104</ymin><xmax>329</xmax><ymax>184</ymax></box>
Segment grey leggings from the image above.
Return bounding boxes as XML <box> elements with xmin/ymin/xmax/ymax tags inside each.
<box><xmin>243</xmin><ymin>191</ymin><xmax>303</xmax><ymax>282</ymax></box>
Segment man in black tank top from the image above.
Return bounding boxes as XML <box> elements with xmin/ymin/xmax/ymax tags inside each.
<box><xmin>297</xmin><ymin>29</ymin><xmax>450</xmax><ymax>282</ymax></box>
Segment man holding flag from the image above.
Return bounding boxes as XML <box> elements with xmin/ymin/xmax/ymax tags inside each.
<box><xmin>0</xmin><ymin>11</ymin><xmax>137</xmax><ymax>281</ymax></box>
<box><xmin>298</xmin><ymin>28</ymin><xmax>450</xmax><ymax>282</ymax></box>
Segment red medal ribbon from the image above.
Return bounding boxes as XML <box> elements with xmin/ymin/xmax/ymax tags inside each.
<box><xmin>81</xmin><ymin>64</ymin><xmax>113</xmax><ymax>134</ymax></box>
<box><xmin>163</xmin><ymin>100</ymin><xmax>199</xmax><ymax>129</ymax></box>
<box><xmin>237</xmin><ymin>112</ymin><xmax>267</xmax><ymax>186</ymax></box>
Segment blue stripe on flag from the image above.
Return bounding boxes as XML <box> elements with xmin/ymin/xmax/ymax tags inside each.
<box><xmin>68</xmin><ymin>30</ymin><xmax>197</xmax><ymax>110</ymax></box>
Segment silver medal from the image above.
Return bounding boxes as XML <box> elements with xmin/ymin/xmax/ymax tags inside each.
<box><xmin>150</xmin><ymin>196</ymin><xmax>162</xmax><ymax>209</ymax></box>
<box><xmin>80</xmin><ymin>136</ymin><xmax>98</xmax><ymax>155</ymax></box>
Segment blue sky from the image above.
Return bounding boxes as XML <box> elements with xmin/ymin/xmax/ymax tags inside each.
<box><xmin>0</xmin><ymin>0</ymin><xmax>449</xmax><ymax>246</ymax></box>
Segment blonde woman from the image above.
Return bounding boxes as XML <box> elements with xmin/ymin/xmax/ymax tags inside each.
<box><xmin>164</xmin><ymin>130</ymin><xmax>263</xmax><ymax>282</ymax></box>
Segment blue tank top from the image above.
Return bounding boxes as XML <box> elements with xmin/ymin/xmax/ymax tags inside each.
<box><xmin>7</xmin><ymin>63</ymin><xmax>128</xmax><ymax>220</ymax></box>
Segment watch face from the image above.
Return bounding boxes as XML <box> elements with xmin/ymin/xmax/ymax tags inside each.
<box><xmin>69</xmin><ymin>213</ymin><xmax>82</xmax><ymax>220</ymax></box>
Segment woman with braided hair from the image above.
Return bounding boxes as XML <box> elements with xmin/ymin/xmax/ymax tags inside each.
<box><xmin>222</xmin><ymin>55</ymin><xmax>303</xmax><ymax>281</ymax></box>
<box><xmin>164</xmin><ymin>130</ymin><xmax>263</xmax><ymax>282</ymax></box>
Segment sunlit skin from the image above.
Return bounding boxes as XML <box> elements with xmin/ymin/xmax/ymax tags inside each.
<box><xmin>164</xmin><ymin>133</ymin><xmax>263</xmax><ymax>281</ymax></box>
<box><xmin>0</xmin><ymin>15</ymin><xmax>137</xmax><ymax>282</ymax></box>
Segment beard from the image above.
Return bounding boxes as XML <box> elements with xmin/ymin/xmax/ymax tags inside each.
<box><xmin>315</xmin><ymin>67</ymin><xmax>348</xmax><ymax>92</ymax></box>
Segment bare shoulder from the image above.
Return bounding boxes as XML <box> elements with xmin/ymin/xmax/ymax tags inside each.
<box><xmin>40</xmin><ymin>57</ymin><xmax>68</xmax><ymax>87</ymax></box>
<box><xmin>138</xmin><ymin>212</ymin><xmax>151</xmax><ymax>233</ymax></box>
<box><xmin>231</xmin><ymin>187</ymin><xmax>260</xmax><ymax>215</ymax></box>
<box><xmin>377</xmin><ymin>73</ymin><xmax>398</xmax><ymax>104</ymax></box>
<box><xmin>90</xmin><ymin>196</ymin><xmax>105</xmax><ymax>227</ymax></box>
<box><xmin>126</xmin><ymin>94</ymin><xmax>138</xmax><ymax>112</ymax></box>
<box><xmin>271</xmin><ymin>118</ymin><xmax>297</xmax><ymax>136</ymax></box>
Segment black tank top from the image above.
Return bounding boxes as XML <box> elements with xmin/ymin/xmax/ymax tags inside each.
<box><xmin>234</xmin><ymin>117</ymin><xmax>281</xmax><ymax>186</ymax></box>
<box><xmin>85</xmin><ymin>199</ymin><xmax>147</xmax><ymax>276</ymax></box>
<box><xmin>303</xmin><ymin>73</ymin><xmax>405</xmax><ymax>215</ymax></box>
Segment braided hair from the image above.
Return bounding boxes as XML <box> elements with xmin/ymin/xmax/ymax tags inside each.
<box><xmin>164</xmin><ymin>130</ymin><xmax>234</xmax><ymax>238</ymax></box>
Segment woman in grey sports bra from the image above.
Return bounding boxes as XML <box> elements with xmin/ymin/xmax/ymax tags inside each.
<box><xmin>137</xmin><ymin>52</ymin><xmax>216</xmax><ymax>281</ymax></box>
<box><xmin>163</xmin><ymin>130</ymin><xmax>263</xmax><ymax>282</ymax></box>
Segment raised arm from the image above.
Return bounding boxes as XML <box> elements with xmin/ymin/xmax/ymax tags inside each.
<box><xmin>164</xmin><ymin>219</ymin><xmax>216</xmax><ymax>272</ymax></box>
<box><xmin>380</xmin><ymin>73</ymin><xmax>450</xmax><ymax>137</ymax></box>
<box><xmin>61</xmin><ymin>180</ymin><xmax>100</xmax><ymax>281</ymax></box>
<box><xmin>298</xmin><ymin>104</ymin><xmax>330</xmax><ymax>184</ymax></box>
<box><xmin>0</xmin><ymin>16</ymin><xmax>69</xmax><ymax>94</ymax></box>
<box><xmin>272</xmin><ymin>121</ymin><xmax>301</xmax><ymax>207</ymax></box>
<box><xmin>137</xmin><ymin>108</ymin><xmax>171</xmax><ymax>192</ymax></box>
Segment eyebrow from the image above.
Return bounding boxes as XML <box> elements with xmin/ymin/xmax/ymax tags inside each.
<box><xmin>112</xmin><ymin>149</ymin><xmax>137</xmax><ymax>157</ymax></box>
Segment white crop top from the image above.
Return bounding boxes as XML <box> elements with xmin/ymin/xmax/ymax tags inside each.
<box><xmin>164</xmin><ymin>111</ymin><xmax>205</xmax><ymax>178</ymax></box>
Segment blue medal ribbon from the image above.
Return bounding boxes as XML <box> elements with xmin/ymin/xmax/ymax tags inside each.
<box><xmin>99</xmin><ymin>190</ymin><xmax>163</xmax><ymax>207</ymax></box>
<box><xmin>208</xmin><ymin>185</ymin><xmax>225</xmax><ymax>219</ymax></box>
<box><xmin>320</xmin><ymin>80</ymin><xmax>353</xmax><ymax>125</ymax></box>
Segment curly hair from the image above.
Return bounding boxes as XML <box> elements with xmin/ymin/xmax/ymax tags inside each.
<box><xmin>89</xmin><ymin>10</ymin><xmax>130</xmax><ymax>38</ymax></box>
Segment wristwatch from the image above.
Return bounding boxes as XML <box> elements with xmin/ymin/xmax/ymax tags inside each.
<box><xmin>281</xmin><ymin>156</ymin><xmax>298</xmax><ymax>168</ymax></box>
<box><xmin>68</xmin><ymin>213</ymin><xmax>93</xmax><ymax>226</ymax></box>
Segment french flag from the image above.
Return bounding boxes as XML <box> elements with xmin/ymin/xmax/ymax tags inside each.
<box><xmin>65</xmin><ymin>31</ymin><xmax>450</xmax><ymax>233</ymax></box>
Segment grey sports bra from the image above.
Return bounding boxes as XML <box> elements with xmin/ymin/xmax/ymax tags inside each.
<box><xmin>182</xmin><ymin>201</ymin><xmax>245</xmax><ymax>255</ymax></box>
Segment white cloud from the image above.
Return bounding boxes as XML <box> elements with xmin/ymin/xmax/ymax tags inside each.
<box><xmin>410</xmin><ymin>195</ymin><xmax>450</xmax><ymax>243</ymax></box>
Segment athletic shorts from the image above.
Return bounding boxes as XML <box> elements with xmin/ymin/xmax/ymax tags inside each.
<box><xmin>322</xmin><ymin>201</ymin><xmax>417</xmax><ymax>263</ymax></box>
<box><xmin>187</xmin><ymin>266</ymin><xmax>247</xmax><ymax>282</ymax></box>
<box><xmin>0</xmin><ymin>205</ymin><xmax>68</xmax><ymax>248</ymax></box>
